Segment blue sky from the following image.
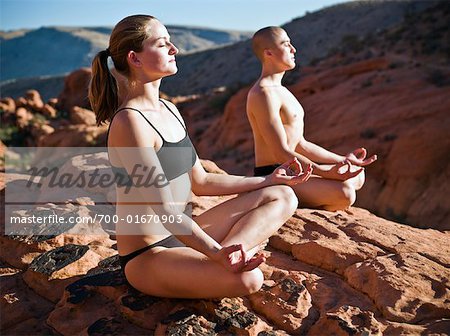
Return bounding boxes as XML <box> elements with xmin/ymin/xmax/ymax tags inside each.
<box><xmin>1</xmin><ymin>0</ymin><xmax>349</xmax><ymax>32</ymax></box>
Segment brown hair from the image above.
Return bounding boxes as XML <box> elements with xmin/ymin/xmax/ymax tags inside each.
<box><xmin>251</xmin><ymin>26</ymin><xmax>285</xmax><ymax>61</ymax></box>
<box><xmin>89</xmin><ymin>14</ymin><xmax>156</xmax><ymax>125</ymax></box>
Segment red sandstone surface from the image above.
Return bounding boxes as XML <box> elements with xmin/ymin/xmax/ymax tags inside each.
<box><xmin>1</xmin><ymin>156</ymin><xmax>449</xmax><ymax>334</ymax></box>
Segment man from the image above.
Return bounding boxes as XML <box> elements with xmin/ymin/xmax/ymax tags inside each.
<box><xmin>246</xmin><ymin>26</ymin><xmax>377</xmax><ymax>211</ymax></box>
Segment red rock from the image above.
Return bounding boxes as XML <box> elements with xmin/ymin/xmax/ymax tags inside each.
<box><xmin>47</xmin><ymin>284</ymin><xmax>119</xmax><ymax>335</ymax></box>
<box><xmin>15</xmin><ymin>107</ymin><xmax>33</xmax><ymax>128</ymax></box>
<box><xmin>1</xmin><ymin>264</ymin><xmax>54</xmax><ymax>331</ymax></box>
<box><xmin>0</xmin><ymin>140</ymin><xmax>6</xmax><ymax>160</ymax></box>
<box><xmin>47</xmin><ymin>98</ymin><xmax>58</xmax><ymax>107</ymax></box>
<box><xmin>0</xmin><ymin>97</ymin><xmax>16</xmax><ymax>113</ymax></box>
<box><xmin>155</xmin><ymin>313</ymin><xmax>217</xmax><ymax>335</ymax></box>
<box><xmin>308</xmin><ymin>305</ymin><xmax>383</xmax><ymax>335</ymax></box>
<box><xmin>57</xmin><ymin>68</ymin><xmax>92</xmax><ymax>112</ymax></box>
<box><xmin>38</xmin><ymin>124</ymin><xmax>108</xmax><ymax>147</ymax></box>
<box><xmin>14</xmin><ymin>96</ymin><xmax>27</xmax><ymax>108</ymax></box>
<box><xmin>40</xmin><ymin>103</ymin><xmax>57</xmax><ymax>118</ymax></box>
<box><xmin>196</xmin><ymin>86</ymin><xmax>254</xmax><ymax>174</ymax></box>
<box><xmin>118</xmin><ymin>294</ymin><xmax>177</xmax><ymax>330</ymax></box>
<box><xmin>25</xmin><ymin>89</ymin><xmax>44</xmax><ymax>111</ymax></box>
<box><xmin>249</xmin><ymin>273</ymin><xmax>317</xmax><ymax>334</ymax></box>
<box><xmin>344</xmin><ymin>252</ymin><xmax>450</xmax><ymax>323</ymax></box>
<box><xmin>30</xmin><ymin>123</ymin><xmax>55</xmax><ymax>143</ymax></box>
<box><xmin>70</xmin><ymin>106</ymin><xmax>97</xmax><ymax>125</ymax></box>
<box><xmin>22</xmin><ymin>245</ymin><xmax>105</xmax><ymax>303</ymax></box>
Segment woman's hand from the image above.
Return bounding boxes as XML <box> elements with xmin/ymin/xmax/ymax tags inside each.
<box><xmin>268</xmin><ymin>158</ymin><xmax>313</xmax><ymax>186</ymax></box>
<box><xmin>345</xmin><ymin>148</ymin><xmax>377</xmax><ymax>166</ymax></box>
<box><xmin>211</xmin><ymin>244</ymin><xmax>265</xmax><ymax>273</ymax></box>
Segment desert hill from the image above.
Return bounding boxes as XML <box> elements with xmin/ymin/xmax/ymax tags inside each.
<box><xmin>0</xmin><ymin>25</ymin><xmax>251</xmax><ymax>83</ymax></box>
<box><xmin>161</xmin><ymin>0</ymin><xmax>440</xmax><ymax>95</ymax></box>
<box><xmin>1</xmin><ymin>0</ymin><xmax>439</xmax><ymax>100</ymax></box>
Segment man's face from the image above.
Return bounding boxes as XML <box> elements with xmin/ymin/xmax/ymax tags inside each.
<box><xmin>267</xmin><ymin>30</ymin><xmax>297</xmax><ymax>70</ymax></box>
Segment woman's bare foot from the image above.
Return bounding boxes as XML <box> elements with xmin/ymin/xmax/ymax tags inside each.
<box><xmin>246</xmin><ymin>239</ymin><xmax>269</xmax><ymax>259</ymax></box>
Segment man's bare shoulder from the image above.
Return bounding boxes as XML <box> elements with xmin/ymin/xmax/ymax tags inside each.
<box><xmin>248</xmin><ymin>83</ymin><xmax>281</xmax><ymax>105</ymax></box>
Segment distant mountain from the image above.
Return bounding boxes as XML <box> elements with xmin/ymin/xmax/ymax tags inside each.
<box><xmin>0</xmin><ymin>0</ymin><xmax>442</xmax><ymax>100</ymax></box>
<box><xmin>0</xmin><ymin>25</ymin><xmax>252</xmax><ymax>82</ymax></box>
<box><xmin>161</xmin><ymin>0</ymin><xmax>441</xmax><ymax>95</ymax></box>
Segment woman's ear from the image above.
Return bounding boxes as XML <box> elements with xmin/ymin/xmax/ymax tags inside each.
<box><xmin>127</xmin><ymin>51</ymin><xmax>141</xmax><ymax>68</ymax></box>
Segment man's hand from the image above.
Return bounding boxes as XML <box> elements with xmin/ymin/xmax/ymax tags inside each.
<box><xmin>346</xmin><ymin>148</ymin><xmax>377</xmax><ymax>166</ymax></box>
<box><xmin>269</xmin><ymin>158</ymin><xmax>313</xmax><ymax>186</ymax></box>
<box><xmin>211</xmin><ymin>244</ymin><xmax>265</xmax><ymax>273</ymax></box>
<box><xmin>320</xmin><ymin>161</ymin><xmax>364</xmax><ymax>181</ymax></box>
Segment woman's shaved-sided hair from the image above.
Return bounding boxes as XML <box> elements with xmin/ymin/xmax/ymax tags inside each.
<box><xmin>251</xmin><ymin>26</ymin><xmax>286</xmax><ymax>61</ymax></box>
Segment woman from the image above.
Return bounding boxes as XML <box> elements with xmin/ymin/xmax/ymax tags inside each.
<box><xmin>89</xmin><ymin>14</ymin><xmax>312</xmax><ymax>299</ymax></box>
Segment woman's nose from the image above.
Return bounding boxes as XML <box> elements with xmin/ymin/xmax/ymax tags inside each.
<box><xmin>170</xmin><ymin>43</ymin><xmax>178</xmax><ymax>55</ymax></box>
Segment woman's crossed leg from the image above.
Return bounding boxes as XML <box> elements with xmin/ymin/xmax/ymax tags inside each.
<box><xmin>124</xmin><ymin>185</ymin><xmax>297</xmax><ymax>298</ymax></box>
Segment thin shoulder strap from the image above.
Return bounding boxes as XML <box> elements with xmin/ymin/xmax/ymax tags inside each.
<box><xmin>160</xmin><ymin>99</ymin><xmax>186</xmax><ymax>130</ymax></box>
<box><xmin>106</xmin><ymin>107</ymin><xmax>166</xmax><ymax>146</ymax></box>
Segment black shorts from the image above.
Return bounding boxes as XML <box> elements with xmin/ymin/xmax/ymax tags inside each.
<box><xmin>253</xmin><ymin>164</ymin><xmax>281</xmax><ymax>177</ymax></box>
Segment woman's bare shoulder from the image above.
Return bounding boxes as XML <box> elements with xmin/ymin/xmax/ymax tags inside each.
<box><xmin>108</xmin><ymin>108</ymin><xmax>156</xmax><ymax>147</ymax></box>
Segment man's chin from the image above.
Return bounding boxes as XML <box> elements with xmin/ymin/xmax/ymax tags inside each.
<box><xmin>287</xmin><ymin>63</ymin><xmax>296</xmax><ymax>71</ymax></box>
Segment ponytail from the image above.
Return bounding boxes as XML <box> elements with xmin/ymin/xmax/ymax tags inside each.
<box><xmin>89</xmin><ymin>15</ymin><xmax>156</xmax><ymax>126</ymax></box>
<box><xmin>89</xmin><ymin>49</ymin><xmax>119</xmax><ymax>126</ymax></box>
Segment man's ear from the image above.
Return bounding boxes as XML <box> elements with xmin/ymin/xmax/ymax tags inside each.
<box><xmin>263</xmin><ymin>49</ymin><xmax>273</xmax><ymax>57</ymax></box>
<box><xmin>127</xmin><ymin>51</ymin><xmax>141</xmax><ymax>67</ymax></box>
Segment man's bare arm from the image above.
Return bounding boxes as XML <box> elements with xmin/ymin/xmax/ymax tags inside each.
<box><xmin>296</xmin><ymin>138</ymin><xmax>377</xmax><ymax>167</ymax></box>
<box><xmin>249</xmin><ymin>90</ymin><xmax>364</xmax><ymax>181</ymax></box>
<box><xmin>296</xmin><ymin>139</ymin><xmax>346</xmax><ymax>164</ymax></box>
<box><xmin>248</xmin><ymin>90</ymin><xmax>315</xmax><ymax>166</ymax></box>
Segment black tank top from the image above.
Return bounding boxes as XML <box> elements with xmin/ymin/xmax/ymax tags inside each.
<box><xmin>106</xmin><ymin>100</ymin><xmax>197</xmax><ymax>184</ymax></box>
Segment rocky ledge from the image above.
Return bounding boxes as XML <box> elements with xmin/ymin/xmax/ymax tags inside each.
<box><xmin>1</xmin><ymin>161</ymin><xmax>449</xmax><ymax>335</ymax></box>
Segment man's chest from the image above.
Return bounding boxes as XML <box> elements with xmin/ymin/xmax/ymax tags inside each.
<box><xmin>279</xmin><ymin>91</ymin><xmax>304</xmax><ymax>127</ymax></box>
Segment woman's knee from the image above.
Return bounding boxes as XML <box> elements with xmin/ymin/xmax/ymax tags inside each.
<box><xmin>237</xmin><ymin>268</ymin><xmax>264</xmax><ymax>295</ymax></box>
<box><xmin>263</xmin><ymin>185</ymin><xmax>298</xmax><ymax>213</ymax></box>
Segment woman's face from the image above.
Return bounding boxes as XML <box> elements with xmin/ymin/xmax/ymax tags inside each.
<box><xmin>135</xmin><ymin>20</ymin><xmax>179</xmax><ymax>79</ymax></box>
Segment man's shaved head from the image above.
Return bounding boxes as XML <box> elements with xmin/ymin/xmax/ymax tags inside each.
<box><xmin>252</xmin><ymin>26</ymin><xmax>287</xmax><ymax>61</ymax></box>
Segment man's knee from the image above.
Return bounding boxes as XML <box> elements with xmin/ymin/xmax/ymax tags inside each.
<box><xmin>342</xmin><ymin>182</ymin><xmax>356</xmax><ymax>208</ymax></box>
<box><xmin>352</xmin><ymin>169</ymin><xmax>365</xmax><ymax>190</ymax></box>
<box><xmin>323</xmin><ymin>183</ymin><xmax>356</xmax><ymax>211</ymax></box>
